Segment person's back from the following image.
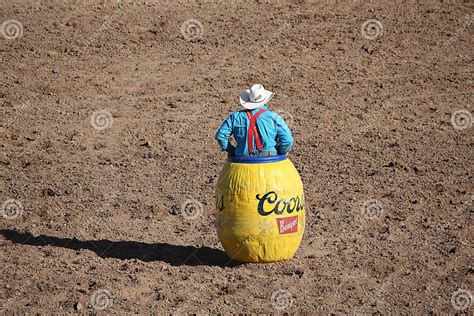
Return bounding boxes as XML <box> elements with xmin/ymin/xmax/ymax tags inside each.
<box><xmin>215</xmin><ymin>84</ymin><xmax>294</xmax><ymax>157</ymax></box>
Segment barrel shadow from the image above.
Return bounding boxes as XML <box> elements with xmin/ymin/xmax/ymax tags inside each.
<box><xmin>0</xmin><ymin>229</ymin><xmax>239</xmax><ymax>267</ymax></box>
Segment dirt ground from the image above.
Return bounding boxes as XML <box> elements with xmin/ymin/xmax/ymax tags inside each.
<box><xmin>1</xmin><ymin>0</ymin><xmax>473</xmax><ymax>314</ymax></box>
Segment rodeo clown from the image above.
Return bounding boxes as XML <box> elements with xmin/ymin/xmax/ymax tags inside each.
<box><xmin>215</xmin><ymin>84</ymin><xmax>294</xmax><ymax>157</ymax></box>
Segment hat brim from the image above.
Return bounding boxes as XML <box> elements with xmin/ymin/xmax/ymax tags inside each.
<box><xmin>239</xmin><ymin>89</ymin><xmax>274</xmax><ymax>110</ymax></box>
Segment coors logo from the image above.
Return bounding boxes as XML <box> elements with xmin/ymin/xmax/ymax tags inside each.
<box><xmin>276</xmin><ymin>216</ymin><xmax>298</xmax><ymax>234</ymax></box>
<box><xmin>256</xmin><ymin>191</ymin><xmax>304</xmax><ymax>216</ymax></box>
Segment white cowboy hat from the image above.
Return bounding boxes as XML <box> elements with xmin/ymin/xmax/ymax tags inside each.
<box><xmin>239</xmin><ymin>84</ymin><xmax>274</xmax><ymax>110</ymax></box>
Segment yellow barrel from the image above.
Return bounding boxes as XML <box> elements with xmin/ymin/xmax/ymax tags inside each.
<box><xmin>215</xmin><ymin>155</ymin><xmax>305</xmax><ymax>263</ymax></box>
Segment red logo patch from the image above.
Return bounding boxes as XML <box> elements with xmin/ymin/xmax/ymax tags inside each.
<box><xmin>276</xmin><ymin>216</ymin><xmax>298</xmax><ymax>235</ymax></box>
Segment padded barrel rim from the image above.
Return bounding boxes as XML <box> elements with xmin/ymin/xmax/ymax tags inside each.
<box><xmin>227</xmin><ymin>154</ymin><xmax>287</xmax><ymax>164</ymax></box>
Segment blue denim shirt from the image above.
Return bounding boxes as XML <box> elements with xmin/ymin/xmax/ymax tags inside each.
<box><xmin>215</xmin><ymin>106</ymin><xmax>294</xmax><ymax>156</ymax></box>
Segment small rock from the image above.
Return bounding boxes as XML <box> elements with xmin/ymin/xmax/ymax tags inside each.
<box><xmin>43</xmin><ymin>188</ymin><xmax>58</xmax><ymax>197</ymax></box>
<box><xmin>294</xmin><ymin>268</ymin><xmax>304</xmax><ymax>278</ymax></box>
<box><xmin>166</xmin><ymin>100</ymin><xmax>177</xmax><ymax>108</ymax></box>
<box><xmin>74</xmin><ymin>301</ymin><xmax>82</xmax><ymax>310</ymax></box>
<box><xmin>141</xmin><ymin>140</ymin><xmax>152</xmax><ymax>148</ymax></box>
<box><xmin>366</xmin><ymin>169</ymin><xmax>378</xmax><ymax>176</ymax></box>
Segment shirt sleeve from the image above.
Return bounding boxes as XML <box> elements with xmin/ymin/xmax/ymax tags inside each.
<box><xmin>215</xmin><ymin>114</ymin><xmax>236</xmax><ymax>154</ymax></box>
<box><xmin>274</xmin><ymin>113</ymin><xmax>294</xmax><ymax>154</ymax></box>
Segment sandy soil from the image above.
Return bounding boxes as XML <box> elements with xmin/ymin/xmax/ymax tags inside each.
<box><xmin>1</xmin><ymin>0</ymin><xmax>473</xmax><ymax>314</ymax></box>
